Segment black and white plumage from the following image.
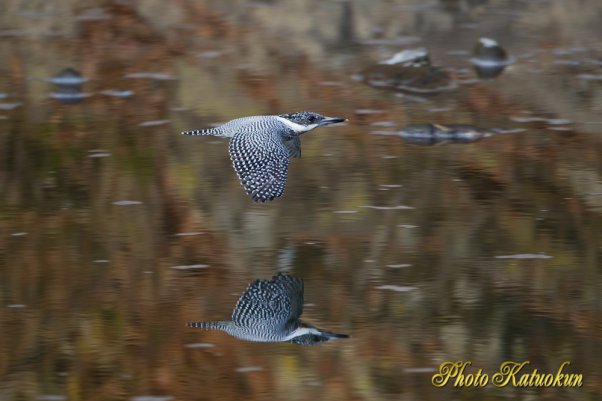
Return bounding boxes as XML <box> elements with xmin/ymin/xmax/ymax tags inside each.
<box><xmin>182</xmin><ymin>112</ymin><xmax>346</xmax><ymax>202</ymax></box>
<box><xmin>187</xmin><ymin>273</ymin><xmax>349</xmax><ymax>345</ymax></box>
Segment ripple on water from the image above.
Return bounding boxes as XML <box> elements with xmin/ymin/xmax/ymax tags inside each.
<box><xmin>139</xmin><ymin>120</ymin><xmax>170</xmax><ymax>127</ymax></box>
<box><xmin>359</xmin><ymin>205</ymin><xmax>414</xmax><ymax>210</ymax></box>
<box><xmin>195</xmin><ymin>50</ymin><xmax>225</xmax><ymax>59</ymax></box>
<box><xmin>168</xmin><ymin>264</ymin><xmax>209</xmax><ymax>270</ymax></box>
<box><xmin>376</xmin><ymin>285</ymin><xmax>417</xmax><ymax>292</ymax></box>
<box><xmin>386</xmin><ymin>264</ymin><xmax>412</xmax><ymax>268</ymax></box>
<box><xmin>552</xmin><ymin>47</ymin><xmax>588</xmax><ymax>56</ymax></box>
<box><xmin>36</xmin><ymin>396</ymin><xmax>66</xmax><ymax>401</ymax></box>
<box><xmin>235</xmin><ymin>366</ymin><xmax>263</xmax><ymax>373</ymax></box>
<box><xmin>578</xmin><ymin>74</ymin><xmax>602</xmax><ymax>81</ymax></box>
<box><xmin>354</xmin><ymin>108</ymin><xmax>385</xmax><ymax>115</ymax></box>
<box><xmin>491</xmin><ymin>128</ymin><xmax>526</xmax><ymax>134</ymax></box>
<box><xmin>101</xmin><ymin>89</ymin><xmax>134</xmax><ymax>98</ymax></box>
<box><xmin>495</xmin><ymin>253</ymin><xmax>553</xmax><ymax>259</ymax></box>
<box><xmin>394</xmin><ymin>92</ymin><xmax>429</xmax><ymax>102</ymax></box>
<box><xmin>404</xmin><ymin>367</ymin><xmax>437</xmax><ymax>373</ymax></box>
<box><xmin>112</xmin><ymin>200</ymin><xmax>143</xmax><ymax>206</ymax></box>
<box><xmin>130</xmin><ymin>397</ymin><xmax>174</xmax><ymax>401</ymax></box>
<box><xmin>510</xmin><ymin>116</ymin><xmax>546</xmax><ymax>123</ymax></box>
<box><xmin>185</xmin><ymin>342</ymin><xmax>215</xmax><ymax>348</ymax></box>
<box><xmin>318</xmin><ymin>81</ymin><xmax>344</xmax><ymax>87</ymax></box>
<box><xmin>371</xmin><ymin>121</ymin><xmax>398</xmax><ymax>127</ymax></box>
<box><xmin>88</xmin><ymin>152</ymin><xmax>111</xmax><ymax>158</ymax></box>
<box><xmin>125</xmin><ymin>72</ymin><xmax>176</xmax><ymax>80</ymax></box>
<box><xmin>0</xmin><ymin>103</ymin><xmax>22</xmax><ymax>110</ymax></box>
<box><xmin>510</xmin><ymin>116</ymin><xmax>572</xmax><ymax>125</ymax></box>
<box><xmin>174</xmin><ymin>232</ymin><xmax>205</xmax><ymax>236</ymax></box>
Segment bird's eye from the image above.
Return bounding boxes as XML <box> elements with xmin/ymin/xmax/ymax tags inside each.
<box><xmin>308</xmin><ymin>116</ymin><xmax>316</xmax><ymax>123</ymax></box>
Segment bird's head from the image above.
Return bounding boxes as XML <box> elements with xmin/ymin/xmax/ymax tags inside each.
<box><xmin>278</xmin><ymin>111</ymin><xmax>346</xmax><ymax>133</ymax></box>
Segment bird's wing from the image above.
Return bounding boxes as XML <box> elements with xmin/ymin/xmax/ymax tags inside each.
<box><xmin>231</xmin><ymin>274</ymin><xmax>305</xmax><ymax>331</ymax></box>
<box><xmin>229</xmin><ymin>130</ymin><xmax>290</xmax><ymax>202</ymax></box>
<box><xmin>273</xmin><ymin>273</ymin><xmax>304</xmax><ymax>321</ymax></box>
<box><xmin>283</xmin><ymin>136</ymin><xmax>301</xmax><ymax>158</ymax></box>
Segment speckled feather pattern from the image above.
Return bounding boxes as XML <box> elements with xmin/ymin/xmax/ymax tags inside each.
<box><xmin>228</xmin><ymin>120</ymin><xmax>294</xmax><ymax>202</ymax></box>
<box><xmin>181</xmin><ymin>116</ymin><xmax>278</xmax><ymax>138</ymax></box>
<box><xmin>183</xmin><ymin>116</ymin><xmax>299</xmax><ymax>202</ymax></box>
<box><xmin>182</xmin><ymin>112</ymin><xmax>346</xmax><ymax>202</ymax></box>
<box><xmin>231</xmin><ymin>274</ymin><xmax>304</xmax><ymax>331</ymax></box>
<box><xmin>187</xmin><ymin>274</ymin><xmax>348</xmax><ymax>344</ymax></box>
<box><xmin>188</xmin><ymin>274</ymin><xmax>305</xmax><ymax>342</ymax></box>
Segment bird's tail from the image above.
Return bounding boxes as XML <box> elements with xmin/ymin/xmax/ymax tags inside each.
<box><xmin>181</xmin><ymin>128</ymin><xmax>222</xmax><ymax>136</ymax></box>
<box><xmin>186</xmin><ymin>320</ymin><xmax>232</xmax><ymax>331</ymax></box>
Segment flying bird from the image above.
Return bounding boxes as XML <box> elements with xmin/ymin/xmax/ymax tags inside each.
<box><xmin>182</xmin><ymin>111</ymin><xmax>346</xmax><ymax>202</ymax></box>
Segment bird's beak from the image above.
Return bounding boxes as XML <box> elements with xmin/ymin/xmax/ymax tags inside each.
<box><xmin>319</xmin><ymin>116</ymin><xmax>347</xmax><ymax>126</ymax></box>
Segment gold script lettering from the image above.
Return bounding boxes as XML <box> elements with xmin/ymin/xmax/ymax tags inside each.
<box><xmin>492</xmin><ymin>361</ymin><xmax>530</xmax><ymax>387</ymax></box>
<box><xmin>432</xmin><ymin>361</ymin><xmax>470</xmax><ymax>387</ymax></box>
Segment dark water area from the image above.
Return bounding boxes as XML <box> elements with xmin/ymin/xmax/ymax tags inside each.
<box><xmin>1</xmin><ymin>0</ymin><xmax>601</xmax><ymax>400</ymax></box>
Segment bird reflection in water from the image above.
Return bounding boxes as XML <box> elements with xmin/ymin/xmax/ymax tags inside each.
<box><xmin>187</xmin><ymin>273</ymin><xmax>349</xmax><ymax>345</ymax></box>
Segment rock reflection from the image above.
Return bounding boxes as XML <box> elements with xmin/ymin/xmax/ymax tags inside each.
<box><xmin>47</xmin><ymin>67</ymin><xmax>88</xmax><ymax>85</ymax></box>
<box><xmin>49</xmin><ymin>68</ymin><xmax>91</xmax><ymax>104</ymax></box>
<box><xmin>471</xmin><ymin>38</ymin><xmax>510</xmax><ymax>79</ymax></box>
<box><xmin>50</xmin><ymin>86</ymin><xmax>91</xmax><ymax>103</ymax></box>
<box><xmin>374</xmin><ymin>123</ymin><xmax>492</xmax><ymax>146</ymax></box>
<box><xmin>187</xmin><ymin>273</ymin><xmax>349</xmax><ymax>345</ymax></box>
<box><xmin>473</xmin><ymin>63</ymin><xmax>507</xmax><ymax>79</ymax></box>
